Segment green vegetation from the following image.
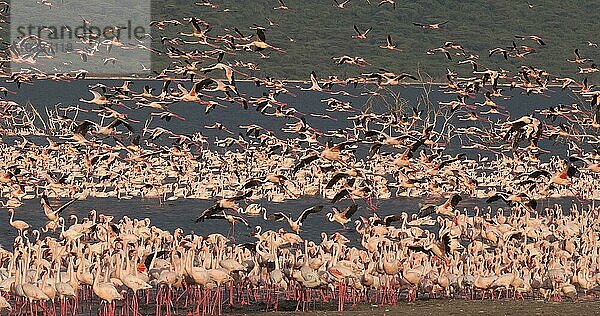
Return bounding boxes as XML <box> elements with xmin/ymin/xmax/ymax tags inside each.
<box><xmin>150</xmin><ymin>0</ymin><xmax>599</xmax><ymax>81</ymax></box>
<box><xmin>4</xmin><ymin>1</ymin><xmax>598</xmax><ymax>80</ymax></box>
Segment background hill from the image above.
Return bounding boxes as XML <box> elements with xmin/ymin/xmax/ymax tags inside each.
<box><xmin>149</xmin><ymin>0</ymin><xmax>599</xmax><ymax>81</ymax></box>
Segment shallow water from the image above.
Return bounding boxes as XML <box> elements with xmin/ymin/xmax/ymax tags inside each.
<box><xmin>0</xmin><ymin>79</ymin><xmax>587</xmax><ymax>247</ymax></box>
<box><xmin>0</xmin><ymin>195</ymin><xmax>583</xmax><ymax>248</ymax></box>
<box><xmin>251</xmin><ymin>299</ymin><xmax>600</xmax><ymax>316</ymax></box>
<box><xmin>13</xmin><ymin>293</ymin><xmax>596</xmax><ymax>316</ymax></box>
<box><xmin>1</xmin><ymin>79</ymin><xmax>578</xmax><ymax>155</ymax></box>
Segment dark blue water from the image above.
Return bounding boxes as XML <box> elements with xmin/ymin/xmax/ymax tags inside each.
<box><xmin>0</xmin><ymin>195</ymin><xmax>584</xmax><ymax>249</ymax></box>
<box><xmin>2</xmin><ymin>79</ymin><xmax>581</xmax><ymax>145</ymax></box>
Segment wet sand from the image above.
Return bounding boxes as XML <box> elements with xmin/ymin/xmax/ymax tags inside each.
<box><xmin>233</xmin><ymin>300</ymin><xmax>600</xmax><ymax>315</ymax></box>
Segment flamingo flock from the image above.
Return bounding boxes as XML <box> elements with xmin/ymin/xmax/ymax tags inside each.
<box><xmin>0</xmin><ymin>0</ymin><xmax>599</xmax><ymax>315</ymax></box>
<box><xmin>0</xmin><ymin>201</ymin><xmax>599</xmax><ymax>316</ymax></box>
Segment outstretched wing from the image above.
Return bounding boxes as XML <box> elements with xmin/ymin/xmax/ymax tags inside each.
<box><xmin>568</xmin><ymin>155</ymin><xmax>588</xmax><ymax>164</ymax></box>
<box><xmin>485</xmin><ymin>193</ymin><xmax>509</xmax><ymax>205</ymax></box>
<box><xmin>331</xmin><ymin>188</ymin><xmax>350</xmax><ymax>204</ymax></box>
<box><xmin>384</xmin><ymin>214</ymin><xmax>403</xmax><ymax>226</ymax></box>
<box><xmin>417</xmin><ymin>204</ymin><xmax>436</xmax><ymax>218</ymax></box>
<box><xmin>196</xmin><ymin>78</ymin><xmax>216</xmax><ymax>90</ymax></box>
<box><xmin>106</xmin><ymin>223</ymin><xmax>119</xmax><ymax>234</ymax></box>
<box><xmin>566</xmin><ymin>165</ymin><xmax>579</xmax><ymax>177</ymax></box>
<box><xmin>441</xmin><ymin>232</ymin><xmax>451</xmax><ymax>254</ymax></box>
<box><xmin>74</xmin><ymin>120</ymin><xmax>95</xmax><ymax>136</ymax></box>
<box><xmin>522</xmin><ymin>170</ymin><xmax>551</xmax><ymax>179</ymax></box>
<box><xmin>110</xmin><ymin>119</ymin><xmax>134</xmax><ymax>132</ymax></box>
<box><xmin>266</xmin><ymin>212</ymin><xmax>288</xmax><ymax>222</ymax></box>
<box><xmin>438</xmin><ymin>154</ymin><xmax>464</xmax><ymax>169</ymax></box>
<box><xmin>256</xmin><ymin>28</ymin><xmax>266</xmax><ymax>42</ymax></box>
<box><xmin>397</xmin><ymin>73</ymin><xmax>418</xmax><ymax>81</ymax></box>
<box><xmin>298</xmin><ymin>205</ymin><xmax>324</xmax><ymax>223</ymax></box>
<box><xmin>143</xmin><ymin>250</ymin><xmax>170</xmax><ymax>270</ymax></box>
<box><xmin>343</xmin><ymin>204</ymin><xmax>359</xmax><ymax>219</ymax></box>
<box><xmin>325</xmin><ymin>172</ymin><xmax>349</xmax><ymax>189</ymax></box>
<box><xmin>364</xmin><ymin>130</ymin><xmax>384</xmax><ymax>140</ymax></box>
<box><xmin>408</xmin><ymin>245</ymin><xmax>430</xmax><ymax>255</ymax></box>
<box><xmin>190</xmin><ymin>17</ymin><xmax>203</xmax><ymax>33</ymax></box>
<box><xmin>196</xmin><ymin>205</ymin><xmax>221</xmax><ymax>222</ymax></box>
<box><xmin>407</xmin><ymin>138</ymin><xmax>425</xmax><ymax>157</ymax></box>
<box><xmin>292</xmin><ymin>154</ymin><xmax>319</xmax><ymax>173</ymax></box>
<box><xmin>448</xmin><ymin>194</ymin><xmax>462</xmax><ymax>208</ymax></box>
<box><xmin>332</xmin><ymin>140</ymin><xmax>359</xmax><ymax>151</ymax></box>
<box><xmin>368</xmin><ymin>143</ymin><xmax>382</xmax><ymax>158</ymax></box>
<box><xmin>243</xmin><ymin>179</ymin><xmax>264</xmax><ymax>189</ymax></box>
<box><xmin>524</xmin><ymin>198</ymin><xmax>537</xmax><ymax>211</ymax></box>
<box><xmin>54</xmin><ymin>197</ymin><xmax>78</xmax><ymax>216</ymax></box>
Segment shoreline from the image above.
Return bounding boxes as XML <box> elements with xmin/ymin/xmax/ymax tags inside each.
<box><xmin>225</xmin><ymin>298</ymin><xmax>600</xmax><ymax>315</ymax></box>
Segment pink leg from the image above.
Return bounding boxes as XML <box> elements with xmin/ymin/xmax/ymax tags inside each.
<box><xmin>229</xmin><ymin>281</ymin><xmax>234</xmax><ymax>307</ymax></box>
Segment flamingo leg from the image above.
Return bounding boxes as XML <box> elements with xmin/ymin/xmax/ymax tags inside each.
<box><xmin>229</xmin><ymin>280</ymin><xmax>234</xmax><ymax>307</ymax></box>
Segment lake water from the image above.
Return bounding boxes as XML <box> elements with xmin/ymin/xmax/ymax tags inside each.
<box><xmin>0</xmin><ymin>79</ymin><xmax>589</xmax><ymax>246</ymax></box>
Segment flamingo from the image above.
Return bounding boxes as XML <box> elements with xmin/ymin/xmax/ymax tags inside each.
<box><xmin>92</xmin><ymin>259</ymin><xmax>123</xmax><ymax>316</ymax></box>
<box><xmin>8</xmin><ymin>209</ymin><xmax>30</xmax><ymax>235</ymax></box>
